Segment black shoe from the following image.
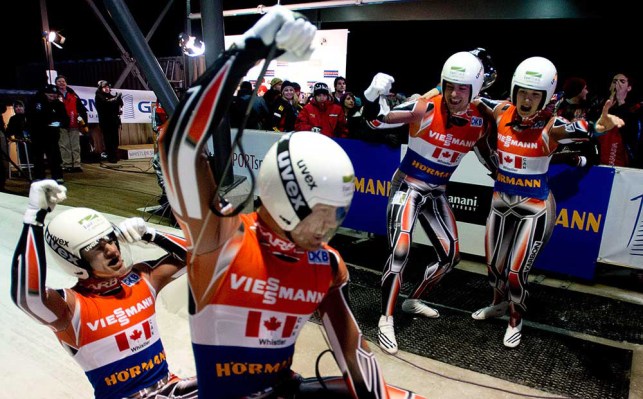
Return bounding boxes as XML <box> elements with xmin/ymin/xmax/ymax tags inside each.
<box><xmin>63</xmin><ymin>167</ymin><xmax>73</xmax><ymax>172</ymax></box>
<box><xmin>71</xmin><ymin>167</ymin><xmax>83</xmax><ymax>172</ymax></box>
<box><xmin>108</xmin><ymin>159</ymin><xmax>118</xmax><ymax>164</ymax></box>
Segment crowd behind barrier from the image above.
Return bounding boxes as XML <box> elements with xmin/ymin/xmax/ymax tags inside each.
<box><xmin>231</xmin><ymin>129</ymin><xmax>643</xmax><ymax>280</ymax></box>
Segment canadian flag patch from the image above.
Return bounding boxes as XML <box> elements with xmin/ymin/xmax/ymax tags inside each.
<box><xmin>245</xmin><ymin>311</ymin><xmax>299</xmax><ymax>338</ymax></box>
<box><xmin>114</xmin><ymin>320</ymin><xmax>153</xmax><ymax>351</ymax></box>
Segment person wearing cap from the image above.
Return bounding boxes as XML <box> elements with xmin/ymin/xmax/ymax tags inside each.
<box><xmin>55</xmin><ymin>75</ymin><xmax>89</xmax><ymax>172</ymax></box>
<box><xmin>295</xmin><ymin>81</ymin><xmax>348</xmax><ymax>137</ymax></box>
<box><xmin>269</xmin><ymin>80</ymin><xmax>301</xmax><ymax>132</ymax></box>
<box><xmin>25</xmin><ymin>84</ymin><xmax>68</xmax><ymax>184</ymax></box>
<box><xmin>95</xmin><ymin>80</ymin><xmax>123</xmax><ymax>163</ymax></box>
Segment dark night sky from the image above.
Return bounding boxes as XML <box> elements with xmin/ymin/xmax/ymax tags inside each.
<box><xmin>2</xmin><ymin>1</ymin><xmax>642</xmax><ymax>102</ymax></box>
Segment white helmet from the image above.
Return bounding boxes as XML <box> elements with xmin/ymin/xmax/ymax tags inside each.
<box><xmin>258</xmin><ymin>131</ymin><xmax>355</xmax><ymax>232</ymax></box>
<box><xmin>44</xmin><ymin>208</ymin><xmax>130</xmax><ymax>279</ymax></box>
<box><xmin>510</xmin><ymin>56</ymin><xmax>557</xmax><ymax>110</ymax></box>
<box><xmin>441</xmin><ymin>52</ymin><xmax>485</xmax><ymax>102</ymax></box>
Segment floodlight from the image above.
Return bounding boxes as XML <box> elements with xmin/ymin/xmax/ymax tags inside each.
<box><xmin>178</xmin><ymin>33</ymin><xmax>205</xmax><ymax>57</ymax></box>
<box><xmin>46</xmin><ymin>31</ymin><xmax>66</xmax><ymax>49</ymax></box>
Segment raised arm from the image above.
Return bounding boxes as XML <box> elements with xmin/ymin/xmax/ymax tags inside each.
<box><xmin>594</xmin><ymin>97</ymin><xmax>625</xmax><ymax>134</ymax></box>
<box><xmin>11</xmin><ymin>180</ymin><xmax>71</xmax><ymax>331</ymax></box>
<box><xmin>317</xmin><ymin>253</ymin><xmax>389</xmax><ymax>399</ymax></box>
<box><xmin>158</xmin><ymin>7</ymin><xmax>316</xmax><ymax>255</ymax></box>
<box><xmin>117</xmin><ymin>217</ymin><xmax>188</xmax><ymax>291</ymax></box>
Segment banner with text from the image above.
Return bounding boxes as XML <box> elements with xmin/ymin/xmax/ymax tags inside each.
<box><xmin>71</xmin><ymin>85</ymin><xmax>156</xmax><ymax>124</ymax></box>
<box><xmin>599</xmin><ymin>167</ymin><xmax>643</xmax><ymax>269</ymax></box>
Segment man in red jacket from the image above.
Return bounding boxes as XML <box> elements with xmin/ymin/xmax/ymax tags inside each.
<box><xmin>295</xmin><ymin>82</ymin><xmax>348</xmax><ymax>137</ymax></box>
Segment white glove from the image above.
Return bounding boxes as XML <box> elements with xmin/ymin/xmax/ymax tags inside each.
<box><xmin>118</xmin><ymin>217</ymin><xmax>156</xmax><ymax>243</ymax></box>
<box><xmin>237</xmin><ymin>5</ymin><xmax>316</xmax><ymax>62</ymax></box>
<box><xmin>24</xmin><ymin>180</ymin><xmax>67</xmax><ymax>225</ymax></box>
<box><xmin>77</xmin><ymin>116</ymin><xmax>84</xmax><ymax>122</ymax></box>
<box><xmin>364</xmin><ymin>73</ymin><xmax>395</xmax><ymax>102</ymax></box>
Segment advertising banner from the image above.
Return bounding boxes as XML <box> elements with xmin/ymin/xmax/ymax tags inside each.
<box><xmin>71</xmin><ymin>85</ymin><xmax>156</xmax><ymax>124</ymax></box>
<box><xmin>599</xmin><ymin>167</ymin><xmax>643</xmax><ymax>269</ymax></box>
<box><xmin>230</xmin><ymin>129</ymin><xmax>282</xmax><ymax>187</ymax></box>
<box><xmin>338</xmin><ymin>138</ymin><xmax>400</xmax><ymax>236</ymax></box>
<box><xmin>533</xmin><ymin>165</ymin><xmax>614</xmax><ymax>279</ymax></box>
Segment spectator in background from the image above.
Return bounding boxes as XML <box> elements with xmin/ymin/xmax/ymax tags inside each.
<box><xmin>6</xmin><ymin>100</ymin><xmax>28</xmax><ymax>140</ymax></box>
<box><xmin>6</xmin><ymin>100</ymin><xmax>31</xmax><ymax>179</ymax></box>
<box><xmin>295</xmin><ymin>81</ymin><xmax>348</xmax><ymax>137</ymax></box>
<box><xmin>333</xmin><ymin>76</ymin><xmax>362</xmax><ymax>107</ymax></box>
<box><xmin>269</xmin><ymin>80</ymin><xmax>300</xmax><ymax>132</ymax></box>
<box><xmin>26</xmin><ymin>84</ymin><xmax>68</xmax><ymax>184</ymax></box>
<box><xmin>95</xmin><ymin>80</ymin><xmax>123</xmax><ymax>163</ymax></box>
<box><xmin>594</xmin><ymin>73</ymin><xmax>643</xmax><ymax>167</ymax></box>
<box><xmin>332</xmin><ymin>76</ymin><xmax>347</xmax><ymax>103</ymax></box>
<box><xmin>55</xmin><ymin>75</ymin><xmax>88</xmax><ymax>172</ymax></box>
<box><xmin>263</xmin><ymin>77</ymin><xmax>283</xmax><ymax>110</ymax></box>
<box><xmin>292</xmin><ymin>81</ymin><xmax>302</xmax><ymax>106</ymax></box>
<box><xmin>552</xmin><ymin>76</ymin><xmax>600</xmax><ymax>166</ymax></box>
<box><xmin>340</xmin><ymin>91</ymin><xmax>364</xmax><ymax>137</ymax></box>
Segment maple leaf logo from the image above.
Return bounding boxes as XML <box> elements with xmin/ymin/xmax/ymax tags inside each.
<box><xmin>442</xmin><ymin>151</ymin><xmax>452</xmax><ymax>158</ymax></box>
<box><xmin>129</xmin><ymin>329</ymin><xmax>143</xmax><ymax>341</ymax></box>
<box><xmin>504</xmin><ymin>155</ymin><xmax>512</xmax><ymax>163</ymax></box>
<box><xmin>264</xmin><ymin>317</ymin><xmax>282</xmax><ymax>331</ymax></box>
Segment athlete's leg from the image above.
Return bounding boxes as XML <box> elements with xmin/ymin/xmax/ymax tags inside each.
<box><xmin>502</xmin><ymin>193</ymin><xmax>555</xmax><ymax>347</ymax></box>
<box><xmin>380</xmin><ymin>175</ymin><xmax>427</xmax><ymax>317</ymax></box>
<box><xmin>379</xmin><ymin>174</ymin><xmax>429</xmax><ymax>354</ymax></box>
<box><xmin>472</xmin><ymin>192</ymin><xmax>516</xmax><ymax>320</ymax></box>
<box><xmin>407</xmin><ymin>191</ymin><xmax>460</xmax><ymax>300</ymax></box>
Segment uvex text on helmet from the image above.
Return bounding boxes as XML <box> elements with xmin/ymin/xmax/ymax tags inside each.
<box><xmin>510</xmin><ymin>56</ymin><xmax>557</xmax><ymax>110</ymax></box>
<box><xmin>257</xmin><ymin>131</ymin><xmax>355</xmax><ymax>231</ymax></box>
<box><xmin>440</xmin><ymin>52</ymin><xmax>485</xmax><ymax>102</ymax></box>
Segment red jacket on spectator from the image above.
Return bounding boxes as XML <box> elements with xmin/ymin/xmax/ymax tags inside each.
<box><xmin>295</xmin><ymin>98</ymin><xmax>348</xmax><ymax>138</ymax></box>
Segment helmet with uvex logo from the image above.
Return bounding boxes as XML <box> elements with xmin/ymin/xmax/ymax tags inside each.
<box><xmin>257</xmin><ymin>131</ymin><xmax>355</xmax><ymax>231</ymax></box>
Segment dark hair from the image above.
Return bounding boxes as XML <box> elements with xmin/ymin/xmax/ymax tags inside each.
<box><xmin>334</xmin><ymin>76</ymin><xmax>346</xmax><ymax>87</ymax></box>
<box><xmin>13</xmin><ymin>100</ymin><xmax>25</xmax><ymax>108</ymax></box>
<box><xmin>239</xmin><ymin>81</ymin><xmax>252</xmax><ymax>91</ymax></box>
<box><xmin>55</xmin><ymin>75</ymin><xmax>67</xmax><ymax>83</ymax></box>
<box><xmin>562</xmin><ymin>77</ymin><xmax>587</xmax><ymax>98</ymax></box>
<box><xmin>340</xmin><ymin>91</ymin><xmax>355</xmax><ymax>105</ymax></box>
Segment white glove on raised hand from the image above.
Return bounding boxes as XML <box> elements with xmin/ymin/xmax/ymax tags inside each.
<box><xmin>118</xmin><ymin>217</ymin><xmax>156</xmax><ymax>243</ymax></box>
<box><xmin>24</xmin><ymin>180</ymin><xmax>67</xmax><ymax>225</ymax></box>
<box><xmin>237</xmin><ymin>5</ymin><xmax>317</xmax><ymax>62</ymax></box>
<box><xmin>364</xmin><ymin>73</ymin><xmax>395</xmax><ymax>102</ymax></box>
